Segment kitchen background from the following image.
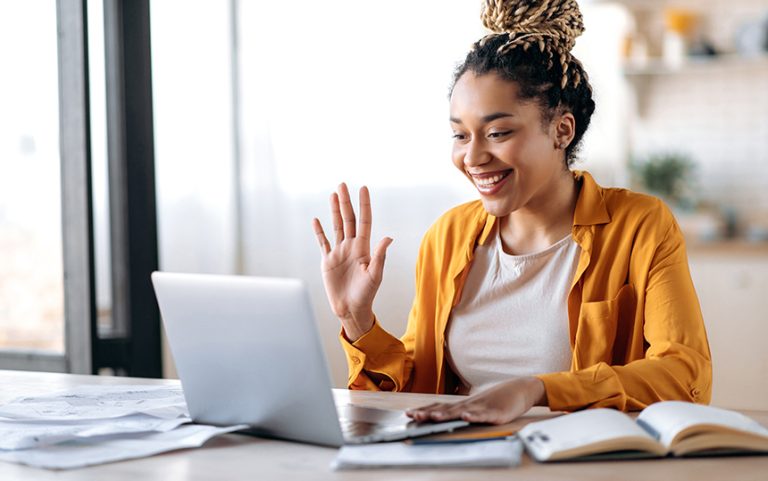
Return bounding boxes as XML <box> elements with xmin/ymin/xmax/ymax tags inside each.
<box><xmin>1</xmin><ymin>0</ymin><xmax>767</xmax><ymax>408</ymax></box>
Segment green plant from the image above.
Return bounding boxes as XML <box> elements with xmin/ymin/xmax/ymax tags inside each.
<box><xmin>629</xmin><ymin>152</ymin><xmax>695</xmax><ymax>207</ymax></box>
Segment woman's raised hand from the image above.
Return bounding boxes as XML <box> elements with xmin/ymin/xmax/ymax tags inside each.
<box><xmin>312</xmin><ymin>184</ymin><xmax>393</xmax><ymax>342</ymax></box>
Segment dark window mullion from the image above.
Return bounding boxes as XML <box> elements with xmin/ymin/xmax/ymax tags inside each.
<box><xmin>101</xmin><ymin>0</ymin><xmax>161</xmax><ymax>378</ymax></box>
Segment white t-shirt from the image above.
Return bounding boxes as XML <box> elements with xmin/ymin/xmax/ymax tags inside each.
<box><xmin>445</xmin><ymin>224</ymin><xmax>580</xmax><ymax>394</ymax></box>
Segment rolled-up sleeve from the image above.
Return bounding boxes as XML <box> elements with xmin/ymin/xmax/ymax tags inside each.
<box><xmin>340</xmin><ymin>319</ymin><xmax>414</xmax><ymax>391</ymax></box>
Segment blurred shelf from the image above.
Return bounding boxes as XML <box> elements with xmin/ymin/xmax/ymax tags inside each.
<box><xmin>623</xmin><ymin>52</ymin><xmax>768</xmax><ymax>76</ymax></box>
<box><xmin>687</xmin><ymin>239</ymin><xmax>768</xmax><ymax>256</ymax></box>
<box><xmin>593</xmin><ymin>0</ymin><xmax>668</xmax><ymax>9</ymax></box>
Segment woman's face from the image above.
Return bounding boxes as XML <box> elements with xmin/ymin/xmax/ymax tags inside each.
<box><xmin>449</xmin><ymin>72</ymin><xmax>570</xmax><ymax>218</ymax></box>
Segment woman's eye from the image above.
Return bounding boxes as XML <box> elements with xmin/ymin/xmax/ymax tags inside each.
<box><xmin>488</xmin><ymin>130</ymin><xmax>512</xmax><ymax>138</ymax></box>
<box><xmin>452</xmin><ymin>133</ymin><xmax>467</xmax><ymax>140</ymax></box>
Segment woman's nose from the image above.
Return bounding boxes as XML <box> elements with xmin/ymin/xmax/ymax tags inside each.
<box><xmin>463</xmin><ymin>140</ymin><xmax>489</xmax><ymax>167</ymax></box>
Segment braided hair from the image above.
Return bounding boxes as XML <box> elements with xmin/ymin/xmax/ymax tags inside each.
<box><xmin>452</xmin><ymin>0</ymin><xmax>596</xmax><ymax>167</ymax></box>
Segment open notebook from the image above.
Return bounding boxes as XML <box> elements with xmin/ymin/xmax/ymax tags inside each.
<box><xmin>518</xmin><ymin>401</ymin><xmax>768</xmax><ymax>461</ymax></box>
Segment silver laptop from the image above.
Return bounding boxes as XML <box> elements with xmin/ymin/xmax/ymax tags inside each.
<box><xmin>151</xmin><ymin>272</ymin><xmax>468</xmax><ymax>447</ymax></box>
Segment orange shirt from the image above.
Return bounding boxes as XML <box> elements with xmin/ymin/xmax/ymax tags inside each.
<box><xmin>340</xmin><ymin>171</ymin><xmax>712</xmax><ymax>412</ymax></box>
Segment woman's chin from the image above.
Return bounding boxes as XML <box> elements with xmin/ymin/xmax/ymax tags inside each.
<box><xmin>479</xmin><ymin>197</ymin><xmax>516</xmax><ymax>218</ymax></box>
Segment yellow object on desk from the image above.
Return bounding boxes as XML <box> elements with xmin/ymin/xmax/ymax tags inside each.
<box><xmin>664</xmin><ymin>8</ymin><xmax>698</xmax><ymax>36</ymax></box>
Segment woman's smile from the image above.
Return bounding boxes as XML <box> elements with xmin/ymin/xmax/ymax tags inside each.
<box><xmin>470</xmin><ymin>169</ymin><xmax>513</xmax><ymax>196</ymax></box>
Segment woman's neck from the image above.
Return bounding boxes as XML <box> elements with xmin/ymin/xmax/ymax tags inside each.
<box><xmin>498</xmin><ymin>171</ymin><xmax>580</xmax><ymax>255</ymax></box>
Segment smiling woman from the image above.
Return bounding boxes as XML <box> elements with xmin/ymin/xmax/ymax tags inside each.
<box><xmin>312</xmin><ymin>0</ymin><xmax>712</xmax><ymax>425</ymax></box>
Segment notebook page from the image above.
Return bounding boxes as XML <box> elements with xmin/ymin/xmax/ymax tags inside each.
<box><xmin>637</xmin><ymin>401</ymin><xmax>768</xmax><ymax>449</ymax></box>
<box><xmin>518</xmin><ymin>409</ymin><xmax>658</xmax><ymax>461</ymax></box>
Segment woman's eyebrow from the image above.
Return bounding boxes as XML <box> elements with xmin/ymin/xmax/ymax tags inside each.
<box><xmin>449</xmin><ymin>112</ymin><xmax>516</xmax><ymax>124</ymax></box>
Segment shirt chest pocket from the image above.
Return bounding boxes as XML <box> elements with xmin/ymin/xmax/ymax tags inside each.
<box><xmin>573</xmin><ymin>284</ymin><xmax>636</xmax><ymax>369</ymax></box>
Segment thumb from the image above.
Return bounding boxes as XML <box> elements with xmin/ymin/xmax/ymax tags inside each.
<box><xmin>368</xmin><ymin>237</ymin><xmax>393</xmax><ymax>283</ymax></box>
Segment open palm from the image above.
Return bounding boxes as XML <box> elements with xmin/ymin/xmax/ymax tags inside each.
<box><xmin>312</xmin><ymin>184</ymin><xmax>392</xmax><ymax>341</ymax></box>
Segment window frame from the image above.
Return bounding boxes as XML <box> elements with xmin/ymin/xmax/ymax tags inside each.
<box><xmin>2</xmin><ymin>0</ymin><xmax>176</xmax><ymax>379</ymax></box>
<box><xmin>0</xmin><ymin>0</ymin><xmax>95</xmax><ymax>373</ymax></box>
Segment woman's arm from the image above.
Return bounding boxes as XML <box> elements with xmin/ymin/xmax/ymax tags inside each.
<box><xmin>314</xmin><ymin>183</ymin><xmax>415</xmax><ymax>391</ymax></box>
<box><xmin>340</xmin><ymin>235</ymin><xmax>430</xmax><ymax>392</ymax></box>
<box><xmin>539</xmin><ymin>218</ymin><xmax>712</xmax><ymax>412</ymax></box>
<box><xmin>339</xmin><ymin>209</ymin><xmax>459</xmax><ymax>391</ymax></box>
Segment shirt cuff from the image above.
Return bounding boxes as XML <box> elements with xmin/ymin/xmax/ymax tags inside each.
<box><xmin>338</xmin><ymin>319</ymin><xmax>405</xmax><ymax>390</ymax></box>
<box><xmin>537</xmin><ymin>364</ymin><xmax>626</xmax><ymax>412</ymax></box>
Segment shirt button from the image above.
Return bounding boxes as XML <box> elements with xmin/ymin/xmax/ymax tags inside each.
<box><xmin>352</xmin><ymin>357</ymin><xmax>361</xmax><ymax>365</ymax></box>
<box><xmin>690</xmin><ymin>387</ymin><xmax>701</xmax><ymax>398</ymax></box>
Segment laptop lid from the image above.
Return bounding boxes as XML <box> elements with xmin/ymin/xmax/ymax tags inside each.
<box><xmin>151</xmin><ymin>272</ymin><xmax>345</xmax><ymax>447</ymax></box>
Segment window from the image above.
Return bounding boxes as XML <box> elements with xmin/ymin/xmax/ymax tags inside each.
<box><xmin>0</xmin><ymin>0</ymin><xmax>93</xmax><ymax>373</ymax></box>
<box><xmin>0</xmin><ymin>3</ymin><xmax>65</xmax><ymax>354</ymax></box>
<box><xmin>0</xmin><ymin>0</ymin><xmax>162</xmax><ymax>376</ymax></box>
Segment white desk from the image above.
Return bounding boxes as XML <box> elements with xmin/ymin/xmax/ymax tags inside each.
<box><xmin>1</xmin><ymin>370</ymin><xmax>767</xmax><ymax>480</ymax></box>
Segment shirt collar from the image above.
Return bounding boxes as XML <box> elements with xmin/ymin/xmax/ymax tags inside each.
<box><xmin>572</xmin><ymin>170</ymin><xmax>611</xmax><ymax>226</ymax></box>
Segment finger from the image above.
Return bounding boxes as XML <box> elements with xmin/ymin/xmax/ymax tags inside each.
<box><xmin>311</xmin><ymin>218</ymin><xmax>331</xmax><ymax>255</ymax></box>
<box><xmin>337</xmin><ymin>183</ymin><xmax>357</xmax><ymax>239</ymax></box>
<box><xmin>330</xmin><ymin>192</ymin><xmax>344</xmax><ymax>245</ymax></box>
<box><xmin>429</xmin><ymin>401</ymin><xmax>468</xmax><ymax>421</ymax></box>
<box><xmin>358</xmin><ymin>186</ymin><xmax>372</xmax><ymax>242</ymax></box>
<box><xmin>367</xmin><ymin>237</ymin><xmax>393</xmax><ymax>283</ymax></box>
<box><xmin>405</xmin><ymin>402</ymin><xmax>441</xmax><ymax>421</ymax></box>
<box><xmin>406</xmin><ymin>402</ymin><xmax>443</xmax><ymax>416</ymax></box>
<box><xmin>407</xmin><ymin>402</ymin><xmax>455</xmax><ymax>422</ymax></box>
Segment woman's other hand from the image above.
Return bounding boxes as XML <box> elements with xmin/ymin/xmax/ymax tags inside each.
<box><xmin>406</xmin><ymin>377</ymin><xmax>547</xmax><ymax>425</ymax></box>
<box><xmin>312</xmin><ymin>183</ymin><xmax>393</xmax><ymax>342</ymax></box>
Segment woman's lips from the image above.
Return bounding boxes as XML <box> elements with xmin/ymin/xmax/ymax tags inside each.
<box><xmin>471</xmin><ymin>170</ymin><xmax>512</xmax><ymax>196</ymax></box>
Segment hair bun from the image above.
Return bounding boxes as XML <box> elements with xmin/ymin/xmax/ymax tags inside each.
<box><xmin>481</xmin><ymin>0</ymin><xmax>584</xmax><ymax>52</ymax></box>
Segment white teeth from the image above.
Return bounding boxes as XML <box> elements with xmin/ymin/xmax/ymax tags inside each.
<box><xmin>474</xmin><ymin>172</ymin><xmax>507</xmax><ymax>187</ymax></box>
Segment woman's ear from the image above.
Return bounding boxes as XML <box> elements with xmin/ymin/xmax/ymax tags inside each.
<box><xmin>553</xmin><ymin>112</ymin><xmax>576</xmax><ymax>150</ymax></box>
